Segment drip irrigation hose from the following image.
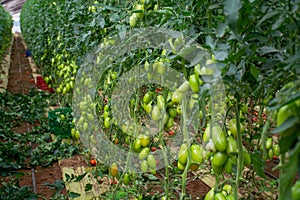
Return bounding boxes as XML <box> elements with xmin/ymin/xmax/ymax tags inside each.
<box><xmin>16</xmin><ymin>33</ymin><xmax>37</xmax><ymax>193</ymax></box>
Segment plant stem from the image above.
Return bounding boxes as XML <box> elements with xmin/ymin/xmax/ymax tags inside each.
<box><xmin>180</xmin><ymin>96</ymin><xmax>191</xmax><ymax>200</ymax></box>
<box><xmin>234</xmin><ymin>93</ymin><xmax>243</xmax><ymax>200</ymax></box>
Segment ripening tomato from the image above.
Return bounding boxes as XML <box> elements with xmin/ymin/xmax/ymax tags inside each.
<box><xmin>139</xmin><ymin>134</ymin><xmax>150</xmax><ymax>147</ymax></box>
<box><xmin>90</xmin><ymin>159</ymin><xmax>97</xmax><ymax>166</ymax></box>
<box><xmin>110</xmin><ymin>162</ymin><xmax>118</xmax><ymax>177</ymax></box>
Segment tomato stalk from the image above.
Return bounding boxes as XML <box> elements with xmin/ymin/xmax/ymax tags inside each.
<box><xmin>234</xmin><ymin>94</ymin><xmax>243</xmax><ymax>200</ymax></box>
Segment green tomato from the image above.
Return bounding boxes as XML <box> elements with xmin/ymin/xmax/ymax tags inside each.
<box><xmin>141</xmin><ymin>160</ymin><xmax>149</xmax><ymax>172</ymax></box>
<box><xmin>222</xmin><ymin>184</ymin><xmax>233</xmax><ymax>195</ymax></box>
<box><xmin>172</xmin><ymin>90</ymin><xmax>183</xmax><ymax>104</ymax></box>
<box><xmin>129</xmin><ymin>15</ymin><xmax>138</xmax><ymax>27</ymax></box>
<box><xmin>226</xmin><ymin>136</ymin><xmax>237</xmax><ymax>154</ymax></box>
<box><xmin>139</xmin><ymin>147</ymin><xmax>150</xmax><ymax>160</ymax></box>
<box><xmin>143</xmin><ymin>102</ymin><xmax>152</xmax><ymax>114</ymax></box>
<box><xmin>178</xmin><ymin>143</ymin><xmax>188</xmax><ymax>165</ymax></box>
<box><xmin>189</xmin><ymin>74</ymin><xmax>200</xmax><ymax>93</ymax></box>
<box><xmin>133</xmin><ymin>139</ymin><xmax>142</xmax><ymax>153</ymax></box>
<box><xmin>244</xmin><ymin>150</ymin><xmax>251</xmax><ymax>166</ymax></box>
<box><xmin>214</xmin><ymin>192</ymin><xmax>227</xmax><ymax>200</ymax></box>
<box><xmin>190</xmin><ymin>144</ymin><xmax>203</xmax><ymax>164</ymax></box>
<box><xmin>157</xmin><ymin>95</ymin><xmax>165</xmax><ymax>110</ymax></box>
<box><xmin>292</xmin><ymin>180</ymin><xmax>300</xmax><ymax>200</ymax></box>
<box><xmin>83</xmin><ymin>122</ymin><xmax>89</xmax><ymax>131</ymax></box>
<box><xmin>277</xmin><ymin>102</ymin><xmax>298</xmax><ymax>137</ymax></box>
<box><xmin>203</xmin><ymin>126</ymin><xmax>211</xmax><ymax>143</ymax></box>
<box><xmin>151</xmin><ymin>105</ymin><xmax>161</xmax><ymax>121</ymax></box>
<box><xmin>143</xmin><ymin>92</ymin><xmax>151</xmax><ymax>104</ymax></box>
<box><xmin>165</xmin><ymin>117</ymin><xmax>174</xmax><ymax>129</ymax></box>
<box><xmin>177</xmin><ymin>81</ymin><xmax>190</xmax><ymax>93</ymax></box>
<box><xmin>212</xmin><ymin>126</ymin><xmax>227</xmax><ymax>152</ymax></box>
<box><xmin>204</xmin><ymin>188</ymin><xmax>215</xmax><ymax>200</ymax></box>
<box><xmin>123</xmin><ymin>173</ymin><xmax>130</xmax><ymax>185</ymax></box>
<box><xmin>266</xmin><ymin>137</ymin><xmax>273</xmax><ymax>150</ymax></box>
<box><xmin>229</xmin><ymin>119</ymin><xmax>245</xmax><ymax>138</ymax></box>
<box><xmin>168</xmin><ymin>107</ymin><xmax>177</xmax><ymax>118</ymax></box>
<box><xmin>223</xmin><ymin>157</ymin><xmax>233</xmax><ymax>174</ymax></box>
<box><xmin>272</xmin><ymin>144</ymin><xmax>280</xmax><ymax>156</ymax></box>
<box><xmin>177</xmin><ymin>160</ymin><xmax>185</xmax><ymax>170</ymax></box>
<box><xmin>212</xmin><ymin>151</ymin><xmax>228</xmax><ymax>167</ymax></box>
<box><xmin>104</xmin><ymin>117</ymin><xmax>111</xmax><ymax>129</ymax></box>
<box><xmin>147</xmin><ymin>155</ymin><xmax>156</xmax><ymax>168</ymax></box>
<box><xmin>267</xmin><ymin>149</ymin><xmax>274</xmax><ymax>160</ymax></box>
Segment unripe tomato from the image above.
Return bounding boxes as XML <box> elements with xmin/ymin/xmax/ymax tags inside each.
<box><xmin>143</xmin><ymin>92</ymin><xmax>151</xmax><ymax>104</ymax></box>
<box><xmin>214</xmin><ymin>192</ymin><xmax>227</xmax><ymax>200</ymax></box>
<box><xmin>139</xmin><ymin>147</ymin><xmax>150</xmax><ymax>160</ymax></box>
<box><xmin>133</xmin><ymin>139</ymin><xmax>142</xmax><ymax>153</ymax></box>
<box><xmin>177</xmin><ymin>81</ymin><xmax>190</xmax><ymax>93</ymax></box>
<box><xmin>212</xmin><ymin>151</ymin><xmax>228</xmax><ymax>167</ymax></box>
<box><xmin>172</xmin><ymin>91</ymin><xmax>183</xmax><ymax>104</ymax></box>
<box><xmin>83</xmin><ymin>122</ymin><xmax>89</xmax><ymax>131</ymax></box>
<box><xmin>203</xmin><ymin>126</ymin><xmax>211</xmax><ymax>143</ymax></box>
<box><xmin>168</xmin><ymin>107</ymin><xmax>177</xmax><ymax>118</ymax></box>
<box><xmin>267</xmin><ymin>149</ymin><xmax>274</xmax><ymax>160</ymax></box>
<box><xmin>162</xmin><ymin>113</ymin><xmax>169</xmax><ymax>126</ymax></box>
<box><xmin>190</xmin><ymin>144</ymin><xmax>203</xmax><ymax>164</ymax></box>
<box><xmin>212</xmin><ymin>126</ymin><xmax>227</xmax><ymax>152</ymax></box>
<box><xmin>226</xmin><ymin>136</ymin><xmax>237</xmax><ymax>154</ymax></box>
<box><xmin>244</xmin><ymin>150</ymin><xmax>251</xmax><ymax>166</ymax></box>
<box><xmin>130</xmin><ymin>14</ymin><xmax>137</xmax><ymax>27</ymax></box>
<box><xmin>292</xmin><ymin>180</ymin><xmax>300</xmax><ymax>200</ymax></box>
<box><xmin>224</xmin><ymin>157</ymin><xmax>233</xmax><ymax>174</ymax></box>
<box><xmin>143</xmin><ymin>102</ymin><xmax>152</xmax><ymax>114</ymax></box>
<box><xmin>226</xmin><ymin>195</ymin><xmax>234</xmax><ymax>200</ymax></box>
<box><xmin>147</xmin><ymin>155</ymin><xmax>156</xmax><ymax>168</ymax></box>
<box><xmin>204</xmin><ymin>188</ymin><xmax>215</xmax><ymax>200</ymax></box>
<box><xmin>178</xmin><ymin>143</ymin><xmax>188</xmax><ymax>165</ymax></box>
<box><xmin>104</xmin><ymin>117</ymin><xmax>111</xmax><ymax>128</ymax></box>
<box><xmin>177</xmin><ymin>161</ymin><xmax>185</xmax><ymax>170</ymax></box>
<box><xmin>141</xmin><ymin>160</ymin><xmax>149</xmax><ymax>172</ymax></box>
<box><xmin>272</xmin><ymin>144</ymin><xmax>280</xmax><ymax>156</ymax></box>
<box><xmin>151</xmin><ymin>105</ymin><xmax>161</xmax><ymax>121</ymax></box>
<box><xmin>157</xmin><ymin>95</ymin><xmax>165</xmax><ymax>110</ymax></box>
<box><xmin>222</xmin><ymin>184</ymin><xmax>233</xmax><ymax>195</ymax></box>
<box><xmin>110</xmin><ymin>163</ymin><xmax>118</xmax><ymax>177</ymax></box>
<box><xmin>165</xmin><ymin>117</ymin><xmax>174</xmax><ymax>129</ymax></box>
<box><xmin>123</xmin><ymin>173</ymin><xmax>130</xmax><ymax>185</ymax></box>
<box><xmin>189</xmin><ymin>74</ymin><xmax>200</xmax><ymax>93</ymax></box>
<box><xmin>155</xmin><ymin>61</ymin><xmax>166</xmax><ymax>75</ymax></box>
<box><xmin>134</xmin><ymin>4</ymin><xmax>144</xmax><ymax>19</ymax></box>
<box><xmin>266</xmin><ymin>137</ymin><xmax>273</xmax><ymax>150</ymax></box>
<box><xmin>229</xmin><ymin>119</ymin><xmax>245</xmax><ymax>138</ymax></box>
<box><xmin>277</xmin><ymin>102</ymin><xmax>298</xmax><ymax>137</ymax></box>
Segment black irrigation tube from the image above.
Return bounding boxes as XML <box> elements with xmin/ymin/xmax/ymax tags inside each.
<box><xmin>15</xmin><ymin>33</ymin><xmax>37</xmax><ymax>194</ymax></box>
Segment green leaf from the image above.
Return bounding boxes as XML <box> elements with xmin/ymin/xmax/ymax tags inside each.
<box><xmin>257</xmin><ymin>11</ymin><xmax>279</xmax><ymax>27</ymax></box>
<box><xmin>68</xmin><ymin>191</ymin><xmax>81</xmax><ymax>198</ymax></box>
<box><xmin>252</xmin><ymin>150</ymin><xmax>266</xmax><ymax>178</ymax></box>
<box><xmin>223</xmin><ymin>0</ymin><xmax>242</xmax><ymax>25</ymax></box>
<box><xmin>85</xmin><ymin>183</ymin><xmax>93</xmax><ymax>192</ymax></box>
<box><xmin>250</xmin><ymin>65</ymin><xmax>260</xmax><ymax>80</ymax></box>
<box><xmin>272</xmin><ymin>116</ymin><xmax>299</xmax><ymax>134</ymax></box>
<box><xmin>258</xmin><ymin>46</ymin><xmax>278</xmax><ymax>54</ymax></box>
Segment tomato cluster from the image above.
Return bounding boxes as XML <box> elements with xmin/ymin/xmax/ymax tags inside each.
<box><xmin>177</xmin><ymin>143</ymin><xmax>205</xmax><ymax>172</ymax></box>
<box><xmin>204</xmin><ymin>184</ymin><xmax>234</xmax><ymax>200</ymax></box>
